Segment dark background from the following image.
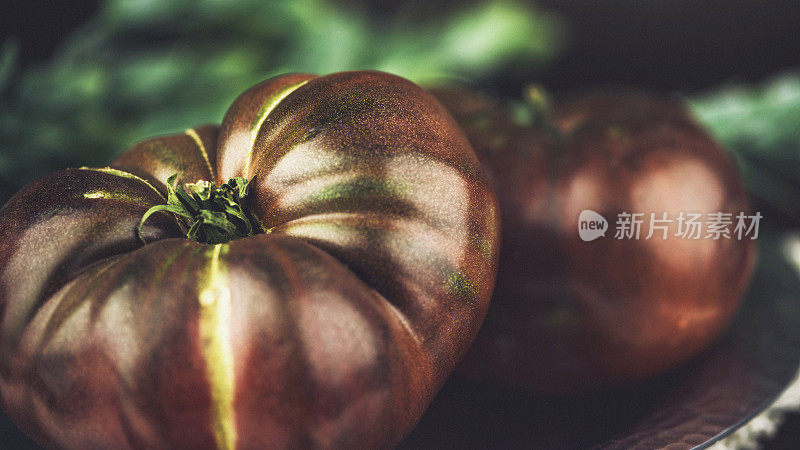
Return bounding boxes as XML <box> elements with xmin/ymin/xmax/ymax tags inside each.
<box><xmin>1</xmin><ymin>1</ymin><xmax>799</xmax><ymax>448</ymax></box>
<box><xmin>2</xmin><ymin>0</ymin><xmax>800</xmax><ymax>94</ymax></box>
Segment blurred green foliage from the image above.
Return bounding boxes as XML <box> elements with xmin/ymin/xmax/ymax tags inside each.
<box><xmin>1</xmin><ymin>0</ymin><xmax>799</xmax><ymax>230</ymax></box>
<box><xmin>0</xmin><ymin>0</ymin><xmax>561</xmax><ymax>202</ymax></box>
<box><xmin>690</xmin><ymin>74</ymin><xmax>800</xmax><ymax>226</ymax></box>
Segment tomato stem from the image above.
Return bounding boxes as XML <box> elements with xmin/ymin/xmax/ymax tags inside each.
<box><xmin>138</xmin><ymin>173</ymin><xmax>262</xmax><ymax>244</ymax></box>
<box><xmin>523</xmin><ymin>85</ymin><xmax>563</xmax><ymax>140</ymax></box>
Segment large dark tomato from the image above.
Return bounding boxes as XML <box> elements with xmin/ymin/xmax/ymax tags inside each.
<box><xmin>432</xmin><ymin>86</ymin><xmax>755</xmax><ymax>393</ymax></box>
<box><xmin>0</xmin><ymin>71</ymin><xmax>500</xmax><ymax>448</ymax></box>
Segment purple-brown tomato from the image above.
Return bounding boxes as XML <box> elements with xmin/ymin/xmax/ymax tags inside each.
<box><xmin>0</xmin><ymin>72</ymin><xmax>500</xmax><ymax>448</ymax></box>
<box><xmin>432</xmin><ymin>86</ymin><xmax>755</xmax><ymax>393</ymax></box>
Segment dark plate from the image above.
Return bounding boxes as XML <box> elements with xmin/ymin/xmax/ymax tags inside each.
<box><xmin>400</xmin><ymin>235</ymin><xmax>800</xmax><ymax>449</ymax></box>
<box><xmin>2</xmin><ymin>236</ymin><xmax>799</xmax><ymax>449</ymax></box>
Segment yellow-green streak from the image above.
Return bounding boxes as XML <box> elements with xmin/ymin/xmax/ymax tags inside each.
<box><xmin>87</xmin><ymin>167</ymin><xmax>165</xmax><ymax>200</ymax></box>
<box><xmin>199</xmin><ymin>244</ymin><xmax>236</xmax><ymax>449</ymax></box>
<box><xmin>243</xmin><ymin>79</ymin><xmax>310</xmax><ymax>179</ymax></box>
<box><xmin>82</xmin><ymin>190</ymin><xmax>158</xmax><ymax>211</ymax></box>
<box><xmin>81</xmin><ymin>190</ymin><xmax>148</xmax><ymax>204</ymax></box>
<box><xmin>186</xmin><ymin>128</ymin><xmax>215</xmax><ymax>179</ymax></box>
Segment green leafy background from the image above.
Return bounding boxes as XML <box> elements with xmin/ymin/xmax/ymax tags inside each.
<box><xmin>1</xmin><ymin>0</ymin><xmax>798</xmax><ymax>226</ymax></box>
<box><xmin>3</xmin><ymin>0</ymin><xmax>799</xmax><ymax>286</ymax></box>
<box><xmin>0</xmin><ymin>0</ymin><xmax>561</xmax><ymax>202</ymax></box>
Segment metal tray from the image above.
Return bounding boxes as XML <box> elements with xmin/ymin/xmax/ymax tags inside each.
<box><xmin>401</xmin><ymin>235</ymin><xmax>800</xmax><ymax>449</ymax></box>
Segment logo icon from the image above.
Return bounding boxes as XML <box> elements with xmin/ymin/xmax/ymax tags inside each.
<box><xmin>578</xmin><ymin>210</ymin><xmax>608</xmax><ymax>241</ymax></box>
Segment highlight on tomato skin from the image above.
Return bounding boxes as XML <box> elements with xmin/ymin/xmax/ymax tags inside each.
<box><xmin>431</xmin><ymin>86</ymin><xmax>756</xmax><ymax>393</ymax></box>
<box><xmin>0</xmin><ymin>71</ymin><xmax>501</xmax><ymax>449</ymax></box>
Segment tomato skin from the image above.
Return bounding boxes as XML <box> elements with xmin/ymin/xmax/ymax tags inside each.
<box><xmin>0</xmin><ymin>71</ymin><xmax>500</xmax><ymax>448</ymax></box>
<box><xmin>433</xmin><ymin>87</ymin><xmax>755</xmax><ymax>393</ymax></box>
<box><xmin>112</xmin><ymin>123</ymin><xmax>220</xmax><ymax>193</ymax></box>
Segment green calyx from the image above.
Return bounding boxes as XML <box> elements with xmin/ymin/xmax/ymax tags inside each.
<box><xmin>138</xmin><ymin>173</ymin><xmax>262</xmax><ymax>245</ymax></box>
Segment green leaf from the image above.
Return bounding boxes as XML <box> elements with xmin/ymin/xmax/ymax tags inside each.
<box><xmin>186</xmin><ymin>219</ymin><xmax>203</xmax><ymax>241</ymax></box>
<box><xmin>690</xmin><ymin>73</ymin><xmax>800</xmax><ymax>223</ymax></box>
<box><xmin>137</xmin><ymin>203</ymin><xmax>191</xmax><ymax>244</ymax></box>
<box><xmin>174</xmin><ymin>186</ymin><xmax>200</xmax><ymax>212</ymax></box>
<box><xmin>137</xmin><ymin>172</ymin><xmax>262</xmax><ymax>244</ymax></box>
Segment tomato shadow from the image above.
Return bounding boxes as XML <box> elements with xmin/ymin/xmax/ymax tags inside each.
<box><xmin>0</xmin><ymin>408</ymin><xmax>38</xmax><ymax>449</ymax></box>
<box><xmin>399</xmin><ymin>351</ymin><xmax>706</xmax><ymax>450</ymax></box>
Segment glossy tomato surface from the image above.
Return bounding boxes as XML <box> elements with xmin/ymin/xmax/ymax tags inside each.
<box><xmin>433</xmin><ymin>86</ymin><xmax>754</xmax><ymax>393</ymax></box>
<box><xmin>0</xmin><ymin>72</ymin><xmax>500</xmax><ymax>448</ymax></box>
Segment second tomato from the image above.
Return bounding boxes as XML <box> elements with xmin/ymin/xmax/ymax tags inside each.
<box><xmin>433</xmin><ymin>87</ymin><xmax>755</xmax><ymax>393</ymax></box>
